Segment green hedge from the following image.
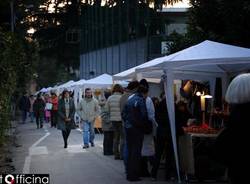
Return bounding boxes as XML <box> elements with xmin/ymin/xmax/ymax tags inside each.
<box><xmin>0</xmin><ymin>30</ymin><xmax>37</xmax><ymax>144</ymax></box>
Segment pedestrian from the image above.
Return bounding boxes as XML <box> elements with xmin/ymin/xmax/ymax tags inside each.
<box><xmin>50</xmin><ymin>92</ymin><xmax>58</xmax><ymax>128</ymax></box>
<box><xmin>33</xmin><ymin>93</ymin><xmax>45</xmax><ymax>129</ymax></box>
<box><xmin>29</xmin><ymin>95</ymin><xmax>35</xmax><ymax>123</ymax></box>
<box><xmin>100</xmin><ymin>92</ymin><xmax>113</xmax><ymax>155</ymax></box>
<box><xmin>18</xmin><ymin>92</ymin><xmax>31</xmax><ymax>124</ymax></box>
<box><xmin>139</xmin><ymin>79</ymin><xmax>157</xmax><ymax>178</ymax></box>
<box><xmin>122</xmin><ymin>85</ymin><xmax>149</xmax><ymax>182</ymax></box>
<box><xmin>151</xmin><ymin>93</ymin><xmax>176</xmax><ymax>181</ymax></box>
<box><xmin>212</xmin><ymin>73</ymin><xmax>250</xmax><ymax>184</ymax></box>
<box><xmin>106</xmin><ymin>84</ymin><xmax>124</xmax><ymax>160</ymax></box>
<box><xmin>44</xmin><ymin>93</ymin><xmax>51</xmax><ymax>123</ymax></box>
<box><xmin>57</xmin><ymin>89</ymin><xmax>76</xmax><ymax>148</ymax></box>
<box><xmin>78</xmin><ymin>88</ymin><xmax>100</xmax><ymax>149</ymax></box>
<box><xmin>120</xmin><ymin>81</ymin><xmax>140</xmax><ymax>173</ymax></box>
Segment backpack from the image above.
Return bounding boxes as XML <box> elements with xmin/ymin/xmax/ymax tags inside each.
<box><xmin>132</xmin><ymin>102</ymin><xmax>152</xmax><ymax>134</ymax></box>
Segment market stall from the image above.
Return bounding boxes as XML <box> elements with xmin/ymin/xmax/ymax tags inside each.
<box><xmin>114</xmin><ymin>40</ymin><xmax>250</xmax><ymax>182</ymax></box>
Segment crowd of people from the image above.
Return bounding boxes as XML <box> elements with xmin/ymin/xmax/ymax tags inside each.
<box><xmin>17</xmin><ymin>73</ymin><xmax>249</xmax><ymax>184</ymax></box>
<box><xmin>18</xmin><ymin>91</ymin><xmax>63</xmax><ymax>129</ymax></box>
<box><xmin>99</xmin><ymin>79</ymin><xmax>192</xmax><ymax>182</ymax></box>
<box><xmin>18</xmin><ymin>79</ymin><xmax>192</xmax><ymax>182</ymax></box>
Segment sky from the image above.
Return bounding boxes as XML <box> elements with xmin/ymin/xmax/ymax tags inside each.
<box><xmin>167</xmin><ymin>0</ymin><xmax>190</xmax><ymax>8</ymax></box>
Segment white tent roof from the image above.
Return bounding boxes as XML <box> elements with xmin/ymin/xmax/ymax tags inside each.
<box><xmin>84</xmin><ymin>73</ymin><xmax>127</xmax><ymax>88</ymax></box>
<box><xmin>71</xmin><ymin>79</ymin><xmax>86</xmax><ymax>87</ymax></box>
<box><xmin>130</xmin><ymin>40</ymin><xmax>250</xmax><ymax>183</ymax></box>
<box><xmin>137</xmin><ymin>40</ymin><xmax>250</xmax><ymax>78</ymax></box>
<box><xmin>40</xmin><ymin>87</ymin><xmax>48</xmax><ymax>93</ymax></box>
<box><xmin>56</xmin><ymin>80</ymin><xmax>75</xmax><ymax>89</ymax></box>
<box><xmin>113</xmin><ymin>57</ymin><xmax>166</xmax><ymax>81</ymax></box>
<box><xmin>114</xmin><ymin>40</ymin><xmax>250</xmax><ymax>81</ymax></box>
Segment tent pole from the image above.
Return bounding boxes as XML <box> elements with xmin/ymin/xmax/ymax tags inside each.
<box><xmin>222</xmin><ymin>74</ymin><xmax>230</xmax><ymax>98</ymax></box>
<box><xmin>163</xmin><ymin>70</ymin><xmax>181</xmax><ymax>183</ymax></box>
<box><xmin>209</xmin><ymin>78</ymin><xmax>216</xmax><ymax>127</ymax></box>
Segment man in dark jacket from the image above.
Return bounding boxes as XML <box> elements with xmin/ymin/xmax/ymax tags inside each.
<box><xmin>122</xmin><ymin>85</ymin><xmax>148</xmax><ymax>182</ymax></box>
<box><xmin>19</xmin><ymin>92</ymin><xmax>31</xmax><ymax>124</ymax></box>
<box><xmin>33</xmin><ymin>93</ymin><xmax>45</xmax><ymax>129</ymax></box>
<box><xmin>151</xmin><ymin>96</ymin><xmax>176</xmax><ymax>181</ymax></box>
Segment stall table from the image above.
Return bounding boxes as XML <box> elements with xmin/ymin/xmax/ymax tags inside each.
<box><xmin>179</xmin><ymin>130</ymin><xmax>227</xmax><ymax>182</ymax></box>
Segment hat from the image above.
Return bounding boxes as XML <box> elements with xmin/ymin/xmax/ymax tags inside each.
<box><xmin>225</xmin><ymin>73</ymin><xmax>250</xmax><ymax>104</ymax></box>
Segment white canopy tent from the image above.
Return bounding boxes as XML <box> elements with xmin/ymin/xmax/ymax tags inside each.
<box><xmin>113</xmin><ymin>57</ymin><xmax>166</xmax><ymax>83</ymax></box>
<box><xmin>134</xmin><ymin>40</ymin><xmax>250</xmax><ymax>182</ymax></box>
<box><xmin>72</xmin><ymin>73</ymin><xmax>127</xmax><ymax>104</ymax></box>
<box><xmin>54</xmin><ymin>80</ymin><xmax>75</xmax><ymax>93</ymax></box>
<box><xmin>71</xmin><ymin>79</ymin><xmax>86</xmax><ymax>87</ymax></box>
<box><xmin>84</xmin><ymin>73</ymin><xmax>127</xmax><ymax>88</ymax></box>
<box><xmin>39</xmin><ymin>87</ymin><xmax>48</xmax><ymax>93</ymax></box>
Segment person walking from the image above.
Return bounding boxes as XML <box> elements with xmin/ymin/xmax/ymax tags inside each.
<box><xmin>33</xmin><ymin>93</ymin><xmax>45</xmax><ymax>129</ymax></box>
<box><xmin>106</xmin><ymin>84</ymin><xmax>123</xmax><ymax>159</ymax></box>
<box><xmin>44</xmin><ymin>94</ymin><xmax>51</xmax><ymax>124</ymax></box>
<box><xmin>51</xmin><ymin>92</ymin><xmax>58</xmax><ymax>128</ymax></box>
<box><xmin>29</xmin><ymin>95</ymin><xmax>35</xmax><ymax>123</ymax></box>
<box><xmin>18</xmin><ymin>92</ymin><xmax>31</xmax><ymax>124</ymax></box>
<box><xmin>57</xmin><ymin>89</ymin><xmax>76</xmax><ymax>148</ymax></box>
<box><xmin>78</xmin><ymin>88</ymin><xmax>100</xmax><ymax>149</ymax></box>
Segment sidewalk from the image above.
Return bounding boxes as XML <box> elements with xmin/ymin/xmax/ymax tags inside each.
<box><xmin>8</xmin><ymin>120</ymin><xmax>228</xmax><ymax>184</ymax></box>
<box><xmin>0</xmin><ymin>120</ymin><xmax>18</xmax><ymax>174</ymax></box>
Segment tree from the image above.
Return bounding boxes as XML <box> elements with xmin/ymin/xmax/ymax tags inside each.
<box><xmin>15</xmin><ymin>0</ymin><xmax>81</xmax><ymax>87</ymax></box>
<box><xmin>188</xmin><ymin>0</ymin><xmax>250</xmax><ymax>47</ymax></box>
<box><xmin>0</xmin><ymin>29</ymin><xmax>38</xmax><ymax>144</ymax></box>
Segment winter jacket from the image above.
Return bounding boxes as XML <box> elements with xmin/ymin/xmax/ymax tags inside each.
<box><xmin>78</xmin><ymin>98</ymin><xmax>100</xmax><ymax>122</ymax></box>
<box><xmin>57</xmin><ymin>98</ymin><xmax>75</xmax><ymax>131</ymax></box>
<box><xmin>51</xmin><ymin>96</ymin><xmax>58</xmax><ymax>111</ymax></box>
<box><xmin>33</xmin><ymin>98</ymin><xmax>45</xmax><ymax>116</ymax></box>
<box><xmin>19</xmin><ymin>96</ymin><xmax>31</xmax><ymax>111</ymax></box>
<box><xmin>106</xmin><ymin>92</ymin><xmax>122</xmax><ymax>121</ymax></box>
<box><xmin>122</xmin><ymin>93</ymin><xmax>148</xmax><ymax>129</ymax></box>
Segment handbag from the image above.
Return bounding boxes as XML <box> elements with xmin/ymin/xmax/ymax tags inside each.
<box><xmin>45</xmin><ymin>103</ymin><xmax>53</xmax><ymax>110</ymax></box>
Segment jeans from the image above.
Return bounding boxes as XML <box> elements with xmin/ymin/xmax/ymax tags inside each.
<box><xmin>21</xmin><ymin>110</ymin><xmax>28</xmax><ymax>123</ymax></box>
<box><xmin>29</xmin><ymin>112</ymin><xmax>34</xmax><ymax>122</ymax></box>
<box><xmin>126</xmin><ymin>127</ymin><xmax>144</xmax><ymax>180</ymax></box>
<box><xmin>82</xmin><ymin>121</ymin><xmax>95</xmax><ymax>146</ymax></box>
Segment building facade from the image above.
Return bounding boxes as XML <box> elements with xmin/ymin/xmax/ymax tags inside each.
<box><xmin>80</xmin><ymin>6</ymin><xmax>188</xmax><ymax>79</ymax></box>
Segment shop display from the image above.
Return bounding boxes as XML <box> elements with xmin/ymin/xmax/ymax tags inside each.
<box><xmin>183</xmin><ymin>124</ymin><xmax>219</xmax><ymax>134</ymax></box>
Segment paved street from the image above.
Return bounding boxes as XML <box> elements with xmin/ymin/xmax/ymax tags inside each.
<box><xmin>12</xmin><ymin>121</ymin><xmax>171</xmax><ymax>184</ymax></box>
<box><xmin>11</xmin><ymin>121</ymin><xmax>228</xmax><ymax>184</ymax></box>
